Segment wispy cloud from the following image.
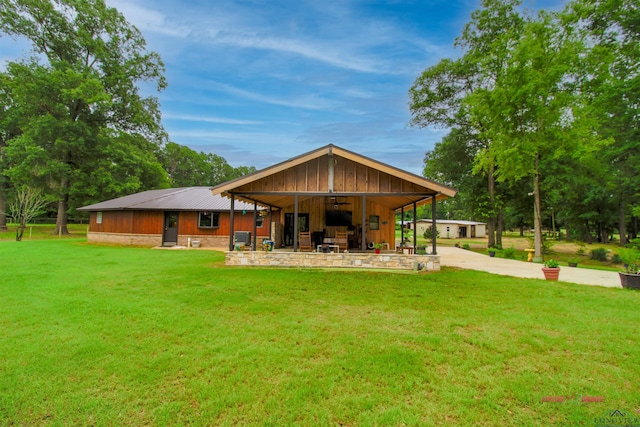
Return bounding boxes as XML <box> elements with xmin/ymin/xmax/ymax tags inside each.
<box><xmin>162</xmin><ymin>113</ymin><xmax>263</xmax><ymax>126</ymax></box>
<box><xmin>107</xmin><ymin>1</ymin><xmax>191</xmax><ymax>38</ymax></box>
<box><xmin>207</xmin><ymin>82</ymin><xmax>339</xmax><ymax>111</ymax></box>
<box><xmin>208</xmin><ymin>32</ymin><xmax>383</xmax><ymax>74</ymax></box>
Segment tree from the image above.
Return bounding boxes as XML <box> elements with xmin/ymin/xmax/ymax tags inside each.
<box><xmin>468</xmin><ymin>9</ymin><xmax>608</xmax><ymax>257</ymax></box>
<box><xmin>159</xmin><ymin>142</ymin><xmax>257</xmax><ymax>188</ymax></box>
<box><xmin>5</xmin><ymin>186</ymin><xmax>52</xmax><ymax>241</ymax></box>
<box><xmin>0</xmin><ymin>0</ymin><xmax>167</xmax><ymax>234</ymax></box>
<box><xmin>569</xmin><ymin>0</ymin><xmax>640</xmax><ymax>244</ymax></box>
<box><xmin>410</xmin><ymin>0</ymin><xmax>526</xmax><ymax>248</ymax></box>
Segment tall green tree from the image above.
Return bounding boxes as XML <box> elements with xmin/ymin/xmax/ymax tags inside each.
<box><xmin>410</xmin><ymin>0</ymin><xmax>526</xmax><ymax>248</ymax></box>
<box><xmin>0</xmin><ymin>0</ymin><xmax>167</xmax><ymax>233</ymax></box>
<box><xmin>570</xmin><ymin>0</ymin><xmax>640</xmax><ymax>244</ymax></box>
<box><xmin>468</xmin><ymin>11</ymin><xmax>597</xmax><ymax>258</ymax></box>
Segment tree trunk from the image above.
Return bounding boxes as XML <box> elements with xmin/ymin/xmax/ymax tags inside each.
<box><xmin>0</xmin><ymin>138</ymin><xmax>7</xmax><ymax>231</ymax></box>
<box><xmin>54</xmin><ymin>176</ymin><xmax>70</xmax><ymax>235</ymax></box>
<box><xmin>487</xmin><ymin>163</ymin><xmax>496</xmax><ymax>248</ymax></box>
<box><xmin>0</xmin><ymin>184</ymin><xmax>7</xmax><ymax>231</ymax></box>
<box><xmin>619</xmin><ymin>200</ymin><xmax>627</xmax><ymax>246</ymax></box>
<box><xmin>496</xmin><ymin>208</ymin><xmax>503</xmax><ymax>249</ymax></box>
<box><xmin>598</xmin><ymin>222</ymin><xmax>608</xmax><ymax>244</ymax></box>
<box><xmin>533</xmin><ymin>159</ymin><xmax>542</xmax><ymax>259</ymax></box>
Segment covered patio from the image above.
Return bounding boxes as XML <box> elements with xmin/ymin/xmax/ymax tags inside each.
<box><xmin>210</xmin><ymin>144</ymin><xmax>456</xmax><ymax>270</ymax></box>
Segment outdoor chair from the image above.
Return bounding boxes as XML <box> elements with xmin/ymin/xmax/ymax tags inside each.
<box><xmin>298</xmin><ymin>231</ymin><xmax>312</xmax><ymax>252</ymax></box>
<box><xmin>334</xmin><ymin>231</ymin><xmax>348</xmax><ymax>252</ymax></box>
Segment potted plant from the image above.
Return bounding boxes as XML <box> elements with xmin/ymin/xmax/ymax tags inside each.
<box><xmin>374</xmin><ymin>243</ymin><xmax>383</xmax><ymax>254</ymax></box>
<box><xmin>488</xmin><ymin>247</ymin><xmax>497</xmax><ymax>257</ymax></box>
<box><xmin>617</xmin><ymin>248</ymin><xmax>640</xmax><ymax>289</ymax></box>
<box><xmin>542</xmin><ymin>259</ymin><xmax>560</xmax><ymax>281</ymax></box>
<box><xmin>567</xmin><ymin>259</ymin><xmax>579</xmax><ymax>268</ymax></box>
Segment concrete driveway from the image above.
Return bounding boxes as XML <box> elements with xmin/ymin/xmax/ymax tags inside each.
<box><xmin>437</xmin><ymin>246</ymin><xmax>622</xmax><ymax>289</ymax></box>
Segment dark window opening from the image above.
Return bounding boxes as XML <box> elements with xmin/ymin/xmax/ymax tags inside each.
<box><xmin>198</xmin><ymin>212</ymin><xmax>220</xmax><ymax>228</ymax></box>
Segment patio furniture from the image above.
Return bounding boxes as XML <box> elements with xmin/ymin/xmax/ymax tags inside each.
<box><xmin>334</xmin><ymin>231</ymin><xmax>348</xmax><ymax>252</ymax></box>
<box><xmin>299</xmin><ymin>231</ymin><xmax>312</xmax><ymax>252</ymax></box>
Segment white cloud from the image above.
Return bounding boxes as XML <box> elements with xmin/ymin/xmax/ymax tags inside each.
<box><xmin>208</xmin><ymin>32</ymin><xmax>383</xmax><ymax>74</ymax></box>
<box><xmin>107</xmin><ymin>0</ymin><xmax>191</xmax><ymax>37</ymax></box>
<box><xmin>207</xmin><ymin>82</ymin><xmax>339</xmax><ymax>111</ymax></box>
<box><xmin>162</xmin><ymin>113</ymin><xmax>263</xmax><ymax>125</ymax></box>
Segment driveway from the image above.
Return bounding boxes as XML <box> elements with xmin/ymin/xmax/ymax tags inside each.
<box><xmin>437</xmin><ymin>246</ymin><xmax>622</xmax><ymax>289</ymax></box>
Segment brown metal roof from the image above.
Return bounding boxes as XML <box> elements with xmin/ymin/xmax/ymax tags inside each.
<box><xmin>77</xmin><ymin>187</ymin><xmax>262</xmax><ymax>212</ymax></box>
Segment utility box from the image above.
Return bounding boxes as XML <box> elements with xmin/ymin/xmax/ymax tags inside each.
<box><xmin>234</xmin><ymin>231</ymin><xmax>252</xmax><ymax>246</ymax></box>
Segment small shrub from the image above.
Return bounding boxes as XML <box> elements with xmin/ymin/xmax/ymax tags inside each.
<box><xmin>611</xmin><ymin>253</ymin><xmax>623</xmax><ymax>264</ymax></box>
<box><xmin>500</xmin><ymin>247</ymin><xmax>517</xmax><ymax>259</ymax></box>
<box><xmin>576</xmin><ymin>244</ymin><xmax>586</xmax><ymax>256</ymax></box>
<box><xmin>590</xmin><ymin>248</ymin><xmax>608</xmax><ymax>262</ymax></box>
<box><xmin>423</xmin><ymin>226</ymin><xmax>440</xmax><ymax>241</ymax></box>
<box><xmin>462</xmin><ymin>243</ymin><xmax>470</xmax><ymax>250</ymax></box>
<box><xmin>626</xmin><ymin>238</ymin><xmax>640</xmax><ymax>250</ymax></box>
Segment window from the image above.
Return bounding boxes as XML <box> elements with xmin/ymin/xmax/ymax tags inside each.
<box><xmin>96</xmin><ymin>212</ymin><xmax>103</xmax><ymax>224</ymax></box>
<box><xmin>369</xmin><ymin>215</ymin><xmax>379</xmax><ymax>230</ymax></box>
<box><xmin>256</xmin><ymin>216</ymin><xmax>264</xmax><ymax>228</ymax></box>
<box><xmin>198</xmin><ymin>212</ymin><xmax>220</xmax><ymax>228</ymax></box>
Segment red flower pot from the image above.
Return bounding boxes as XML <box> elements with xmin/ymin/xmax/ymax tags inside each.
<box><xmin>542</xmin><ymin>267</ymin><xmax>560</xmax><ymax>281</ymax></box>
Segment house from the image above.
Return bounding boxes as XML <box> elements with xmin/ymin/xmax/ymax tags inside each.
<box><xmin>211</xmin><ymin>144</ymin><xmax>457</xmax><ymax>254</ymax></box>
<box><xmin>413</xmin><ymin>219</ymin><xmax>487</xmax><ymax>239</ymax></box>
<box><xmin>77</xmin><ymin>187</ymin><xmax>269</xmax><ymax>247</ymax></box>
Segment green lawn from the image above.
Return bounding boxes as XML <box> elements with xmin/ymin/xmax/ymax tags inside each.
<box><xmin>1</xmin><ymin>240</ymin><xmax>639</xmax><ymax>426</ymax></box>
<box><xmin>0</xmin><ymin>223</ymin><xmax>88</xmax><ymax>241</ymax></box>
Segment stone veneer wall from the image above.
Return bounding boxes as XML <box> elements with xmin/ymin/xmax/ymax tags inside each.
<box><xmin>226</xmin><ymin>251</ymin><xmax>440</xmax><ymax>271</ymax></box>
<box><xmin>87</xmin><ymin>232</ymin><xmax>229</xmax><ymax>248</ymax></box>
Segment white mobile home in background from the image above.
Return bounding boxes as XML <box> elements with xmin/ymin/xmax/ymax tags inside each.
<box><xmin>412</xmin><ymin>219</ymin><xmax>487</xmax><ymax>239</ymax></box>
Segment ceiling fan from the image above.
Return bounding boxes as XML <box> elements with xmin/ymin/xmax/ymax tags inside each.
<box><xmin>326</xmin><ymin>196</ymin><xmax>351</xmax><ymax>208</ymax></box>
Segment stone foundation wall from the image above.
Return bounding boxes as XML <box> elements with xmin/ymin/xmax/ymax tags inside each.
<box><xmin>86</xmin><ymin>232</ymin><xmax>230</xmax><ymax>248</ymax></box>
<box><xmin>87</xmin><ymin>232</ymin><xmax>163</xmax><ymax>247</ymax></box>
<box><xmin>226</xmin><ymin>251</ymin><xmax>440</xmax><ymax>271</ymax></box>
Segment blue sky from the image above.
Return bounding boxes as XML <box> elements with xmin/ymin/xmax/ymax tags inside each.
<box><xmin>1</xmin><ymin>0</ymin><xmax>563</xmax><ymax>175</ymax></box>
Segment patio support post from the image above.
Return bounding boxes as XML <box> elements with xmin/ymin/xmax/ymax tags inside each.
<box><xmin>401</xmin><ymin>207</ymin><xmax>405</xmax><ymax>243</ymax></box>
<box><xmin>268</xmin><ymin>207</ymin><xmax>272</xmax><ymax>245</ymax></box>
<box><xmin>293</xmin><ymin>194</ymin><xmax>299</xmax><ymax>252</ymax></box>
<box><xmin>361</xmin><ymin>195</ymin><xmax>367</xmax><ymax>251</ymax></box>
<box><xmin>413</xmin><ymin>202</ymin><xmax>417</xmax><ymax>249</ymax></box>
<box><xmin>431</xmin><ymin>194</ymin><xmax>437</xmax><ymax>255</ymax></box>
<box><xmin>229</xmin><ymin>195</ymin><xmax>235</xmax><ymax>251</ymax></box>
<box><xmin>252</xmin><ymin>201</ymin><xmax>257</xmax><ymax>251</ymax></box>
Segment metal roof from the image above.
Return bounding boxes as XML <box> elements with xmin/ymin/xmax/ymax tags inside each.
<box><xmin>77</xmin><ymin>187</ymin><xmax>263</xmax><ymax>212</ymax></box>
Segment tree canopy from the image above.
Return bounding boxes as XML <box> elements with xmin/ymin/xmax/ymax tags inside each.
<box><xmin>0</xmin><ymin>0</ymin><xmax>256</xmax><ymax>231</ymax></box>
<box><xmin>409</xmin><ymin>0</ymin><xmax>639</xmax><ymax>248</ymax></box>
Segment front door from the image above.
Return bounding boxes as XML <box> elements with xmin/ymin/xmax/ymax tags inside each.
<box><xmin>163</xmin><ymin>211</ymin><xmax>179</xmax><ymax>246</ymax></box>
<box><xmin>284</xmin><ymin>213</ymin><xmax>309</xmax><ymax>247</ymax></box>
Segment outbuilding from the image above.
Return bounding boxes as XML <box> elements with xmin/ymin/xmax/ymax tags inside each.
<box><xmin>413</xmin><ymin>219</ymin><xmax>487</xmax><ymax>239</ymax></box>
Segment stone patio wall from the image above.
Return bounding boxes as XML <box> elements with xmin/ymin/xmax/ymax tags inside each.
<box><xmin>225</xmin><ymin>251</ymin><xmax>440</xmax><ymax>271</ymax></box>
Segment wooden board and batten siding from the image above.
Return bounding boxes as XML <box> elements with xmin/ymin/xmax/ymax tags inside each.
<box><xmin>88</xmin><ymin>210</ymin><xmax>267</xmax><ymax>237</ymax></box>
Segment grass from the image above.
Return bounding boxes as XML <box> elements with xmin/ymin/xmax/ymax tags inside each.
<box><xmin>0</xmin><ymin>223</ymin><xmax>88</xmax><ymax>241</ymax></box>
<box><xmin>1</xmin><ymin>240</ymin><xmax>640</xmax><ymax>426</ymax></box>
